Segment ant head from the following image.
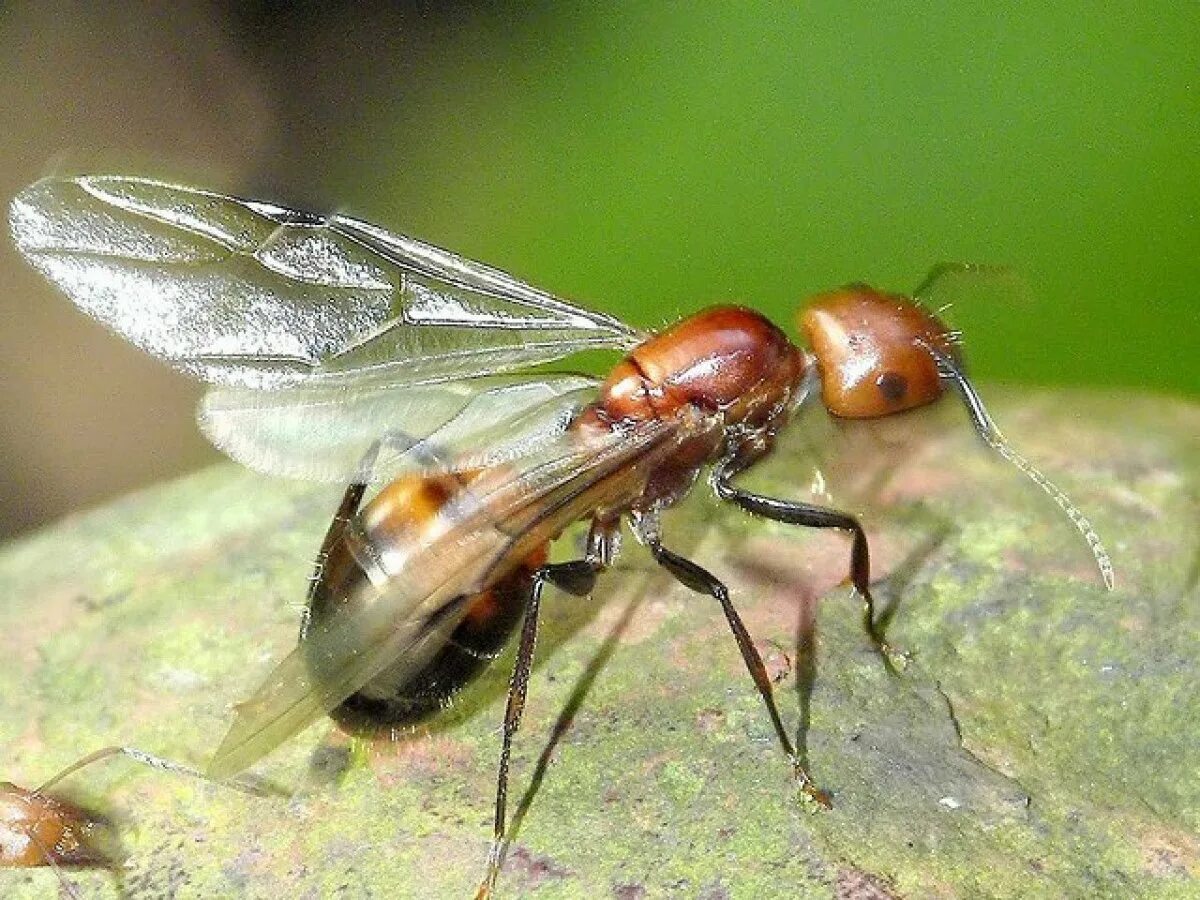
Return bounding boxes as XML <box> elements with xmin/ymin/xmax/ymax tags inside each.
<box><xmin>798</xmin><ymin>268</ymin><xmax>1114</xmax><ymax>591</ymax></box>
<box><xmin>798</xmin><ymin>284</ymin><xmax>960</xmax><ymax>419</ymax></box>
<box><xmin>0</xmin><ymin>780</ymin><xmax>110</xmax><ymax>870</ymax></box>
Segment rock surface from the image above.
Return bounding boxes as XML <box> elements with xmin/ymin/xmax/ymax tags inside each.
<box><xmin>0</xmin><ymin>389</ymin><xmax>1196</xmax><ymax>898</ymax></box>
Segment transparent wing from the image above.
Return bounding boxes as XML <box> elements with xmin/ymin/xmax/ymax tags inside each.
<box><xmin>10</xmin><ymin>175</ymin><xmax>642</xmax><ymax>388</ymax></box>
<box><xmin>207</xmin><ymin>416</ymin><xmax>681</xmax><ymax>778</ymax></box>
<box><xmin>199</xmin><ymin>373</ymin><xmax>600</xmax><ymax>483</ymax></box>
<box><xmin>782</xmin><ymin>386</ymin><xmax>945</xmax><ymax>508</ymax></box>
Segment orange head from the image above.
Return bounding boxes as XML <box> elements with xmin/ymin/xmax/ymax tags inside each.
<box><xmin>799</xmin><ymin>284</ymin><xmax>959</xmax><ymax>419</ymax></box>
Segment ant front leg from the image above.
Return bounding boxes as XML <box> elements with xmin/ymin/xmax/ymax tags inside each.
<box><xmin>710</xmin><ymin>449</ymin><xmax>901</xmax><ymax>668</ymax></box>
<box><xmin>476</xmin><ymin>521</ymin><xmax>617</xmax><ymax>899</ymax></box>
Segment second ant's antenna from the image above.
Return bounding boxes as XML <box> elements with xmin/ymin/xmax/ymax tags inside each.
<box><xmin>36</xmin><ymin>745</ymin><xmax>275</xmax><ymax>795</ymax></box>
<box><xmin>918</xmin><ymin>340</ymin><xmax>1115</xmax><ymax>591</ymax></box>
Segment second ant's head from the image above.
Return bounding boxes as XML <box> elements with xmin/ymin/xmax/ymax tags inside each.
<box><xmin>798</xmin><ymin>283</ymin><xmax>961</xmax><ymax>419</ymax></box>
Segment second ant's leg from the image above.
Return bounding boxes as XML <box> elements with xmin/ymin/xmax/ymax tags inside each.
<box><xmin>476</xmin><ymin>557</ymin><xmax>603</xmax><ymax>900</ymax></box>
<box><xmin>645</xmin><ymin>538</ymin><xmax>831</xmax><ymax>809</ymax></box>
<box><xmin>711</xmin><ymin>458</ymin><xmax>896</xmax><ymax>662</ymax></box>
<box><xmin>35</xmin><ymin>745</ymin><xmax>269</xmax><ymax>797</ymax></box>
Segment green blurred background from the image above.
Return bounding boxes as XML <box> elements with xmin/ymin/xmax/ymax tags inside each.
<box><xmin>1</xmin><ymin>1</ymin><xmax>1196</xmax><ymax>539</ymax></box>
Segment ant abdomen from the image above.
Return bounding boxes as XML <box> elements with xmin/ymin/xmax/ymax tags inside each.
<box><xmin>319</xmin><ymin>576</ymin><xmax>540</xmax><ymax>731</ymax></box>
<box><xmin>304</xmin><ymin>472</ymin><xmax>548</xmax><ymax>731</ymax></box>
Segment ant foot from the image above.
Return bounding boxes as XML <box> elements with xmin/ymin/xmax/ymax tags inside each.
<box><xmin>791</xmin><ymin>762</ymin><xmax>832</xmax><ymax>810</ymax></box>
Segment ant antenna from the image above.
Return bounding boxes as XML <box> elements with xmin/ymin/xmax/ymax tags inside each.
<box><xmin>917</xmin><ymin>339</ymin><xmax>1115</xmax><ymax>590</ymax></box>
<box><xmin>5</xmin><ymin>746</ymin><xmax>275</xmax><ymax>896</ymax></box>
<box><xmin>37</xmin><ymin>745</ymin><xmax>271</xmax><ymax>796</ymax></box>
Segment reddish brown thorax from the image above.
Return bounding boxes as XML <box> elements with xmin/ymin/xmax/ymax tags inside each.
<box><xmin>799</xmin><ymin>285</ymin><xmax>959</xmax><ymax>419</ymax></box>
<box><xmin>585</xmin><ymin>306</ymin><xmax>807</xmax><ymax>429</ymax></box>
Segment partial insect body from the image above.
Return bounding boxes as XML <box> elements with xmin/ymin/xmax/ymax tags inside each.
<box><xmin>306</xmin><ymin>468</ymin><xmax>549</xmax><ymax>730</ymax></box>
<box><xmin>7</xmin><ymin>175</ymin><xmax>1115</xmax><ymax>897</ymax></box>
<box><xmin>1</xmin><ymin>746</ymin><xmax>262</xmax><ymax>897</ymax></box>
<box><xmin>300</xmin><ymin>308</ymin><xmax>814</xmax><ymax>741</ymax></box>
<box><xmin>0</xmin><ymin>782</ymin><xmax>109</xmax><ymax>871</ymax></box>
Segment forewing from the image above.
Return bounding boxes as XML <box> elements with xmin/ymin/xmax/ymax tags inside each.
<box><xmin>199</xmin><ymin>373</ymin><xmax>599</xmax><ymax>482</ymax></box>
<box><xmin>206</xmin><ymin>542</ymin><xmax>497</xmax><ymax>780</ymax></box>
<box><xmin>9</xmin><ymin>176</ymin><xmax>641</xmax><ymax>388</ymax></box>
<box><xmin>206</xmin><ymin>417</ymin><xmax>680</xmax><ymax>778</ymax></box>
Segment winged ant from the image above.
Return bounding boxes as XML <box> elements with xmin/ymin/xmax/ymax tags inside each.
<box><xmin>8</xmin><ymin>176</ymin><xmax>1113</xmax><ymax>895</ymax></box>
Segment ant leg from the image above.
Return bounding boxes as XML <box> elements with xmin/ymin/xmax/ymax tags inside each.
<box><xmin>310</xmin><ymin>429</ymin><xmax>451</xmax><ymax>572</ymax></box>
<box><xmin>644</xmin><ymin>539</ymin><xmax>831</xmax><ymax>808</ymax></box>
<box><xmin>302</xmin><ymin>432</ymin><xmax>452</xmax><ymax>635</ymax></box>
<box><xmin>314</xmin><ymin>426</ymin><xmax>454</xmax><ymax>564</ymax></box>
<box><xmin>298</xmin><ymin>442</ymin><xmax>385</xmax><ymax>637</ymax></box>
<box><xmin>303</xmin><ymin>442</ymin><xmax>380</xmax><ymax>598</ymax></box>
<box><xmin>35</xmin><ymin>745</ymin><xmax>270</xmax><ymax>795</ymax></box>
<box><xmin>476</xmin><ymin>557</ymin><xmax>603</xmax><ymax>900</ymax></box>
<box><xmin>711</xmin><ymin>459</ymin><xmax>899</xmax><ymax>665</ymax></box>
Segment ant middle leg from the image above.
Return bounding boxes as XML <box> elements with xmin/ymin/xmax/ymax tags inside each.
<box><xmin>639</xmin><ymin>534</ymin><xmax>832</xmax><ymax>809</ymax></box>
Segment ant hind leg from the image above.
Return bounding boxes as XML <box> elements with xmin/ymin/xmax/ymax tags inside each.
<box><xmin>475</xmin><ymin>557</ymin><xmax>604</xmax><ymax>899</ymax></box>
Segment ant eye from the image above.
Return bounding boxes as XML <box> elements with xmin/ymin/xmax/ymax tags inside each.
<box><xmin>876</xmin><ymin>370</ymin><xmax>909</xmax><ymax>405</ymax></box>
<box><xmin>799</xmin><ymin>285</ymin><xmax>956</xmax><ymax>418</ymax></box>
